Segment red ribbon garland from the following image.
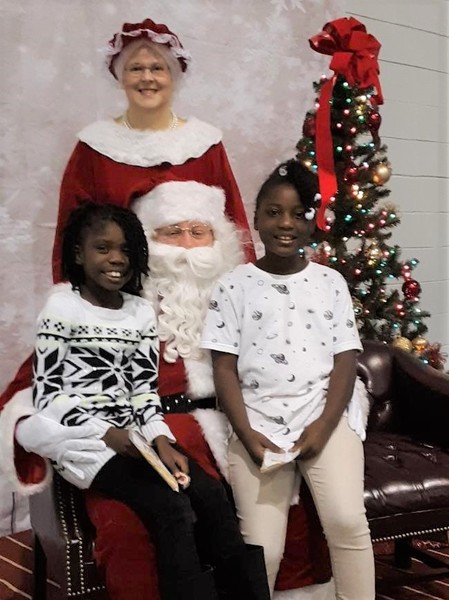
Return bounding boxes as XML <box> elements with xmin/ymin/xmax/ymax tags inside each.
<box><xmin>308</xmin><ymin>17</ymin><xmax>384</xmax><ymax>230</ymax></box>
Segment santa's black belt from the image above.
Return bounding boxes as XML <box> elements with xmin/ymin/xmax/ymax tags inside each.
<box><xmin>161</xmin><ymin>393</ymin><xmax>217</xmax><ymax>414</ymax></box>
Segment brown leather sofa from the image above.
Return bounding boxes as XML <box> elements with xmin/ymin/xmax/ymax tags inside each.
<box><xmin>359</xmin><ymin>339</ymin><xmax>449</xmax><ymax>587</ymax></box>
<box><xmin>30</xmin><ymin>340</ymin><xmax>449</xmax><ymax>598</ymax></box>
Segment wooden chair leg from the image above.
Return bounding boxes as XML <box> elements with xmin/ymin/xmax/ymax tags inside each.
<box><xmin>33</xmin><ymin>534</ymin><xmax>47</xmax><ymax>600</ymax></box>
<box><xmin>394</xmin><ymin>539</ymin><xmax>412</xmax><ymax>570</ymax></box>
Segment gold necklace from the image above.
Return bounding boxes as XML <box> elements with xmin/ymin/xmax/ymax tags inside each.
<box><xmin>122</xmin><ymin>111</ymin><xmax>178</xmax><ymax>131</ymax></box>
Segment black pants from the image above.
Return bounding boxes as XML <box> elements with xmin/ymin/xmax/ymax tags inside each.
<box><xmin>91</xmin><ymin>452</ymin><xmax>245</xmax><ymax>595</ymax></box>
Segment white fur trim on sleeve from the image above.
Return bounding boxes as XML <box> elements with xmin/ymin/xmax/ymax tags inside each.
<box><xmin>184</xmin><ymin>355</ymin><xmax>215</xmax><ymax>399</ymax></box>
<box><xmin>191</xmin><ymin>408</ymin><xmax>231</xmax><ymax>481</ymax></box>
<box><xmin>346</xmin><ymin>376</ymin><xmax>371</xmax><ymax>442</ymax></box>
<box><xmin>356</xmin><ymin>375</ymin><xmax>371</xmax><ymax>429</ymax></box>
<box><xmin>0</xmin><ymin>387</ymin><xmax>52</xmax><ymax>495</ymax></box>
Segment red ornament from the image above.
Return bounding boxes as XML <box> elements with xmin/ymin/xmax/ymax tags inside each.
<box><xmin>368</xmin><ymin>111</ymin><xmax>382</xmax><ymax>132</ymax></box>
<box><xmin>422</xmin><ymin>343</ymin><xmax>446</xmax><ymax>370</ymax></box>
<box><xmin>402</xmin><ymin>279</ymin><xmax>421</xmax><ymax>299</ymax></box>
<box><xmin>302</xmin><ymin>114</ymin><xmax>316</xmax><ymax>138</ymax></box>
<box><xmin>343</xmin><ymin>163</ymin><xmax>359</xmax><ymax>183</ymax></box>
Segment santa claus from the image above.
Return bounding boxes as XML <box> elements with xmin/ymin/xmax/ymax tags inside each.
<box><xmin>136</xmin><ymin>179</ymin><xmax>245</xmax><ymax>408</ymax></box>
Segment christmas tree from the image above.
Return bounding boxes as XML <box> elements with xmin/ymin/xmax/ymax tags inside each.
<box><xmin>295</xmin><ymin>17</ymin><xmax>445</xmax><ymax>370</ymax></box>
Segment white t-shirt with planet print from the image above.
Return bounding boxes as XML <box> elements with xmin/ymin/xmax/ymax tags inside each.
<box><xmin>201</xmin><ymin>261</ymin><xmax>365</xmax><ymax>449</ymax></box>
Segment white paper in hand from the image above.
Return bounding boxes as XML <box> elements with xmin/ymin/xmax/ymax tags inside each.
<box><xmin>260</xmin><ymin>449</ymin><xmax>301</xmax><ymax>473</ymax></box>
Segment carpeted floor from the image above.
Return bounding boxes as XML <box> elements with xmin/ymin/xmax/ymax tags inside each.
<box><xmin>2</xmin><ymin>530</ymin><xmax>449</xmax><ymax>599</ymax></box>
<box><xmin>375</xmin><ymin>541</ymin><xmax>449</xmax><ymax>600</ymax></box>
<box><xmin>0</xmin><ymin>531</ymin><xmax>59</xmax><ymax>600</ymax></box>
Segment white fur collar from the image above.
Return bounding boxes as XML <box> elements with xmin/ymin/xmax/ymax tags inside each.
<box><xmin>77</xmin><ymin>117</ymin><xmax>222</xmax><ymax>167</ymax></box>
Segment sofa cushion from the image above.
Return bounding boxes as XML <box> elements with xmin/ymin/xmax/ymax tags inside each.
<box><xmin>364</xmin><ymin>431</ymin><xmax>449</xmax><ymax>540</ymax></box>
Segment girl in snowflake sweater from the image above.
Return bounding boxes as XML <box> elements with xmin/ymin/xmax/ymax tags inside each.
<box><xmin>32</xmin><ymin>201</ymin><xmax>261</xmax><ymax>600</ymax></box>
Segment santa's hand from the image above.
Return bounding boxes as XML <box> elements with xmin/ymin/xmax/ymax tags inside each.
<box><xmin>15</xmin><ymin>398</ymin><xmax>106</xmax><ymax>463</ymax></box>
<box><xmin>57</xmin><ymin>460</ymin><xmax>90</xmax><ymax>482</ymax></box>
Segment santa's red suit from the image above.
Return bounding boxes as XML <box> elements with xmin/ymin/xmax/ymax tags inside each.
<box><xmin>0</xmin><ymin>119</ymin><xmax>330</xmax><ymax>600</ymax></box>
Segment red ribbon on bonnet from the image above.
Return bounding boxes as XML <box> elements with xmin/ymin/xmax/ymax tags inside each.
<box><xmin>308</xmin><ymin>17</ymin><xmax>383</xmax><ymax>230</ymax></box>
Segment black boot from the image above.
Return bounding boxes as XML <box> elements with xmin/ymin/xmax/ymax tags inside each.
<box><xmin>162</xmin><ymin>566</ymin><xmax>219</xmax><ymax>600</ymax></box>
<box><xmin>215</xmin><ymin>544</ymin><xmax>271</xmax><ymax>600</ymax></box>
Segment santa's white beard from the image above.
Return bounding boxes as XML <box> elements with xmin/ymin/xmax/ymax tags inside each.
<box><xmin>145</xmin><ymin>239</ymin><xmax>241</xmax><ymax>363</ymax></box>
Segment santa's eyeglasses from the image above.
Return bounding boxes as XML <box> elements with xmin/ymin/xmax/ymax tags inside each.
<box><xmin>154</xmin><ymin>224</ymin><xmax>213</xmax><ymax>240</ymax></box>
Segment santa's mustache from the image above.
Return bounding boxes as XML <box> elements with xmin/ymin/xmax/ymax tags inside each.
<box><xmin>147</xmin><ymin>240</ymin><xmax>229</xmax><ymax>280</ymax></box>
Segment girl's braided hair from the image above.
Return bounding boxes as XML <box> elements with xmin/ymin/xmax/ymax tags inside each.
<box><xmin>61</xmin><ymin>201</ymin><xmax>149</xmax><ymax>295</ymax></box>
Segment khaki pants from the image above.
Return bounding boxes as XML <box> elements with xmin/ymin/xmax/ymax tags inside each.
<box><xmin>228</xmin><ymin>417</ymin><xmax>375</xmax><ymax>600</ymax></box>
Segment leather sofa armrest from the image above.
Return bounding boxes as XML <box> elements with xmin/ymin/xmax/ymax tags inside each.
<box><xmin>358</xmin><ymin>340</ymin><xmax>396</xmax><ymax>432</ymax></box>
<box><xmin>30</xmin><ymin>473</ymin><xmax>94</xmax><ymax>552</ymax></box>
<box><xmin>391</xmin><ymin>347</ymin><xmax>449</xmax><ymax>447</ymax></box>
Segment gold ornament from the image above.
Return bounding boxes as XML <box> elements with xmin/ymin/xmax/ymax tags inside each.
<box><xmin>412</xmin><ymin>336</ymin><xmax>428</xmax><ymax>354</ymax></box>
<box><xmin>372</xmin><ymin>162</ymin><xmax>392</xmax><ymax>185</ymax></box>
<box><xmin>352</xmin><ymin>297</ymin><xmax>363</xmax><ymax>317</ymax></box>
<box><xmin>392</xmin><ymin>337</ymin><xmax>413</xmax><ymax>352</ymax></box>
<box><xmin>366</xmin><ymin>241</ymin><xmax>382</xmax><ymax>266</ymax></box>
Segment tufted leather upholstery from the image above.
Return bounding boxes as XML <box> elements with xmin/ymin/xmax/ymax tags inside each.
<box><xmin>30</xmin><ymin>340</ymin><xmax>449</xmax><ymax>597</ymax></box>
<box><xmin>358</xmin><ymin>340</ymin><xmax>449</xmax><ymax>546</ymax></box>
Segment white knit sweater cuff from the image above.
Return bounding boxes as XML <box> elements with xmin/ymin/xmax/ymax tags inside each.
<box><xmin>140</xmin><ymin>420</ymin><xmax>176</xmax><ymax>444</ymax></box>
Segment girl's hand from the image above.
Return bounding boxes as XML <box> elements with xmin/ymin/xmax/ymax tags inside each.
<box><xmin>291</xmin><ymin>418</ymin><xmax>334</xmax><ymax>461</ymax></box>
<box><xmin>154</xmin><ymin>435</ymin><xmax>189</xmax><ymax>475</ymax></box>
<box><xmin>241</xmin><ymin>429</ymin><xmax>283</xmax><ymax>467</ymax></box>
<box><xmin>102</xmin><ymin>427</ymin><xmax>141</xmax><ymax>458</ymax></box>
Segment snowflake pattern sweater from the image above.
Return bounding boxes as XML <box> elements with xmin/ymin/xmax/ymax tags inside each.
<box><xmin>32</xmin><ymin>283</ymin><xmax>174</xmax><ymax>488</ymax></box>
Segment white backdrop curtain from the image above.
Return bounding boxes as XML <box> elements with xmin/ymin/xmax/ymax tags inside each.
<box><xmin>0</xmin><ymin>0</ymin><xmax>344</xmax><ymax>539</ymax></box>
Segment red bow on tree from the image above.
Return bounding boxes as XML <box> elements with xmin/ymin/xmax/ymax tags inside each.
<box><xmin>309</xmin><ymin>17</ymin><xmax>383</xmax><ymax>230</ymax></box>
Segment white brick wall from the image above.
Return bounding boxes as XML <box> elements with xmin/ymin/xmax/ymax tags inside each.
<box><xmin>345</xmin><ymin>0</ymin><xmax>449</xmax><ymax>360</ymax></box>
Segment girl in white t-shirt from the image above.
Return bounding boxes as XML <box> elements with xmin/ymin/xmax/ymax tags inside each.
<box><xmin>201</xmin><ymin>160</ymin><xmax>375</xmax><ymax>599</ymax></box>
